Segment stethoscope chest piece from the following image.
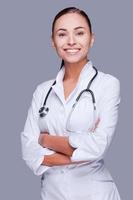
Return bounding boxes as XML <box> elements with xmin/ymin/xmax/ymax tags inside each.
<box><xmin>39</xmin><ymin>106</ymin><xmax>49</xmax><ymax>118</ymax></box>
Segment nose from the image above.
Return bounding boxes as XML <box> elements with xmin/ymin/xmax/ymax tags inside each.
<box><xmin>67</xmin><ymin>34</ymin><xmax>76</xmax><ymax>46</ymax></box>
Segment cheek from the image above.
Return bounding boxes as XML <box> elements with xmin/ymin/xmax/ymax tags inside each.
<box><xmin>54</xmin><ymin>37</ymin><xmax>66</xmax><ymax>47</ymax></box>
<box><xmin>85</xmin><ymin>40</ymin><xmax>92</xmax><ymax>53</ymax></box>
<box><xmin>55</xmin><ymin>46</ymin><xmax>64</xmax><ymax>58</ymax></box>
<box><xmin>81</xmin><ymin>43</ymin><xmax>91</xmax><ymax>55</ymax></box>
<box><xmin>53</xmin><ymin>40</ymin><xmax>65</xmax><ymax>54</ymax></box>
<box><xmin>80</xmin><ymin>37</ymin><xmax>92</xmax><ymax>49</ymax></box>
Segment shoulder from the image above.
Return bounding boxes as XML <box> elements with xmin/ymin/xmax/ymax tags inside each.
<box><xmin>36</xmin><ymin>79</ymin><xmax>55</xmax><ymax>92</ymax></box>
<box><xmin>37</xmin><ymin>79</ymin><xmax>55</xmax><ymax>91</ymax></box>
<box><xmin>97</xmin><ymin>70</ymin><xmax>120</xmax><ymax>91</ymax></box>
<box><xmin>33</xmin><ymin>79</ymin><xmax>55</xmax><ymax>97</ymax></box>
<box><xmin>96</xmin><ymin>70</ymin><xmax>121</xmax><ymax>110</ymax></box>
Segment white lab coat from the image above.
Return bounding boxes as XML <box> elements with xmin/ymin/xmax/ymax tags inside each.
<box><xmin>21</xmin><ymin>61</ymin><xmax>121</xmax><ymax>200</ymax></box>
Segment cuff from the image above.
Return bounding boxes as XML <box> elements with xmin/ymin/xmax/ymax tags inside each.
<box><xmin>68</xmin><ymin>132</ymin><xmax>88</xmax><ymax>148</ymax></box>
<box><xmin>26</xmin><ymin>148</ymin><xmax>55</xmax><ymax>176</ymax></box>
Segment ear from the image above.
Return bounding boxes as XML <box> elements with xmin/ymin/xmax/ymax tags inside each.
<box><xmin>90</xmin><ymin>33</ymin><xmax>95</xmax><ymax>48</ymax></box>
<box><xmin>51</xmin><ymin>36</ymin><xmax>55</xmax><ymax>49</ymax></box>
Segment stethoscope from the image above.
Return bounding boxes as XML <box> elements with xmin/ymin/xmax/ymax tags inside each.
<box><xmin>39</xmin><ymin>64</ymin><xmax>98</xmax><ymax>131</ymax></box>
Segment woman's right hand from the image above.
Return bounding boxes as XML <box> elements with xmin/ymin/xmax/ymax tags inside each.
<box><xmin>91</xmin><ymin>118</ymin><xmax>100</xmax><ymax>132</ymax></box>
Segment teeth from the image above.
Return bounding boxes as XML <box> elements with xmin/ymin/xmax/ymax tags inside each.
<box><xmin>65</xmin><ymin>49</ymin><xmax>80</xmax><ymax>53</ymax></box>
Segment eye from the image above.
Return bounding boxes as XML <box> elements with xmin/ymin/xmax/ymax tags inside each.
<box><xmin>76</xmin><ymin>31</ymin><xmax>84</xmax><ymax>36</ymax></box>
<box><xmin>58</xmin><ymin>32</ymin><xmax>66</xmax><ymax>37</ymax></box>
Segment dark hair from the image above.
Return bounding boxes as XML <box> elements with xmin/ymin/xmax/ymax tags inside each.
<box><xmin>52</xmin><ymin>7</ymin><xmax>92</xmax><ymax>38</ymax></box>
<box><xmin>52</xmin><ymin>7</ymin><xmax>92</xmax><ymax>69</ymax></box>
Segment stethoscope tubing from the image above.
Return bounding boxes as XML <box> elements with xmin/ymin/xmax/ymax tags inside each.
<box><xmin>39</xmin><ymin>66</ymin><xmax>98</xmax><ymax>118</ymax></box>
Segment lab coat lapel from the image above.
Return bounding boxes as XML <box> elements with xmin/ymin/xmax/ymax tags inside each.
<box><xmin>76</xmin><ymin>62</ymin><xmax>96</xmax><ymax>91</ymax></box>
<box><xmin>51</xmin><ymin>66</ymin><xmax>66</xmax><ymax>105</ymax></box>
<box><xmin>51</xmin><ymin>61</ymin><xmax>95</xmax><ymax>105</ymax></box>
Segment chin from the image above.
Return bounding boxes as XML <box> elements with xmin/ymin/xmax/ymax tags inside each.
<box><xmin>63</xmin><ymin>57</ymin><xmax>87</xmax><ymax>65</ymax></box>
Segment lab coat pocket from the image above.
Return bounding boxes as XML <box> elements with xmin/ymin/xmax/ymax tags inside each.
<box><xmin>67</xmin><ymin>93</ymin><xmax>96</xmax><ymax>133</ymax></box>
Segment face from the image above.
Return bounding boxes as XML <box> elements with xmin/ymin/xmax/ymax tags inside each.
<box><xmin>52</xmin><ymin>13</ymin><xmax>94</xmax><ymax>65</ymax></box>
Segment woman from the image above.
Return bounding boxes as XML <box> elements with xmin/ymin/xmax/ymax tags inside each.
<box><xmin>21</xmin><ymin>7</ymin><xmax>122</xmax><ymax>200</ymax></box>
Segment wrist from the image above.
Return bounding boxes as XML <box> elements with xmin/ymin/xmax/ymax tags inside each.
<box><xmin>43</xmin><ymin>134</ymin><xmax>49</xmax><ymax>148</ymax></box>
<box><xmin>38</xmin><ymin>133</ymin><xmax>49</xmax><ymax>147</ymax></box>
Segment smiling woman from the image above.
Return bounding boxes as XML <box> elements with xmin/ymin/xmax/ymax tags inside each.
<box><xmin>51</xmin><ymin>10</ymin><xmax>94</xmax><ymax>69</ymax></box>
<box><xmin>21</xmin><ymin>7</ymin><xmax>122</xmax><ymax>200</ymax></box>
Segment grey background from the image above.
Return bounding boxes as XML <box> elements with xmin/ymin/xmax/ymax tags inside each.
<box><xmin>0</xmin><ymin>0</ymin><xmax>132</xmax><ymax>199</ymax></box>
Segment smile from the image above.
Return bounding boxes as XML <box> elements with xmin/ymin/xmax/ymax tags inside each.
<box><xmin>64</xmin><ymin>48</ymin><xmax>81</xmax><ymax>53</ymax></box>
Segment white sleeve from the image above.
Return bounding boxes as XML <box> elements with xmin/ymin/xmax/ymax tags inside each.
<box><xmin>21</xmin><ymin>85</ymin><xmax>55</xmax><ymax>176</ymax></box>
<box><xmin>68</xmin><ymin>77</ymin><xmax>121</xmax><ymax>162</ymax></box>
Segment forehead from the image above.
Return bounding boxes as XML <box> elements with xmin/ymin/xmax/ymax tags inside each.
<box><xmin>54</xmin><ymin>13</ymin><xmax>89</xmax><ymax>31</ymax></box>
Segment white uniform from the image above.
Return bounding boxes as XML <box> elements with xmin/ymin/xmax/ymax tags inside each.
<box><xmin>21</xmin><ymin>61</ymin><xmax>122</xmax><ymax>200</ymax></box>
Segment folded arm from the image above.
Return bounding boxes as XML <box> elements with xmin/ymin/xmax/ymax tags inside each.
<box><xmin>38</xmin><ymin>133</ymin><xmax>75</xmax><ymax>156</ymax></box>
<box><xmin>39</xmin><ymin>77</ymin><xmax>121</xmax><ymax>165</ymax></box>
<box><xmin>38</xmin><ymin>134</ymin><xmax>88</xmax><ymax>166</ymax></box>
<box><xmin>38</xmin><ymin>116</ymin><xmax>99</xmax><ymax>154</ymax></box>
<box><xmin>38</xmin><ymin>119</ymin><xmax>100</xmax><ymax>166</ymax></box>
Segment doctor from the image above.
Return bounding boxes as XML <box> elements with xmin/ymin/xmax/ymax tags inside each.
<box><xmin>21</xmin><ymin>7</ymin><xmax>122</xmax><ymax>200</ymax></box>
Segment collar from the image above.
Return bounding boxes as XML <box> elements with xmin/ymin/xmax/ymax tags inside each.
<box><xmin>51</xmin><ymin>60</ymin><xmax>95</xmax><ymax>104</ymax></box>
<box><xmin>55</xmin><ymin>60</ymin><xmax>94</xmax><ymax>84</ymax></box>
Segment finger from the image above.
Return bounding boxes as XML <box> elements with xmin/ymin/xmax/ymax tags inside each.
<box><xmin>90</xmin><ymin>118</ymin><xmax>100</xmax><ymax>132</ymax></box>
<box><xmin>95</xmin><ymin>118</ymin><xmax>100</xmax><ymax>128</ymax></box>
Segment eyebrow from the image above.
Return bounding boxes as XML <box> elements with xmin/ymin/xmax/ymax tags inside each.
<box><xmin>56</xmin><ymin>26</ymin><xmax>85</xmax><ymax>33</ymax></box>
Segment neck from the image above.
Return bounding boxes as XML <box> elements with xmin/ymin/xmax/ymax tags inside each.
<box><xmin>63</xmin><ymin>58</ymin><xmax>88</xmax><ymax>81</ymax></box>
